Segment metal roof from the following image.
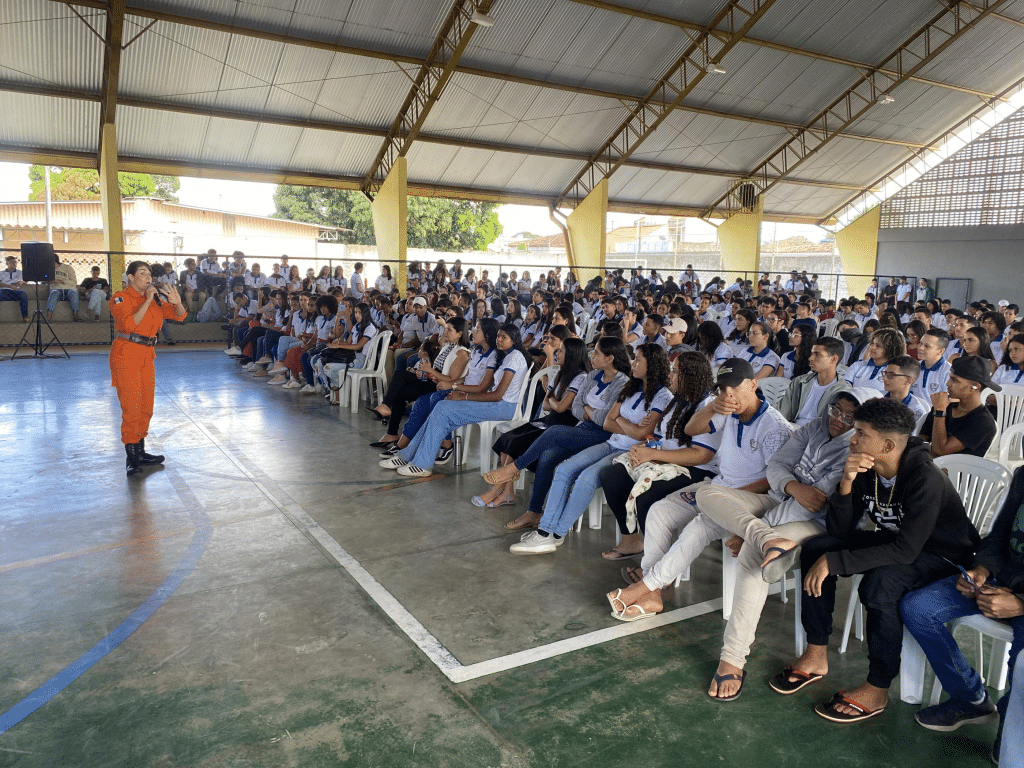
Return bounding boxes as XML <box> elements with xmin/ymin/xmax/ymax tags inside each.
<box><xmin>3</xmin><ymin>0</ymin><xmax>1024</xmax><ymax>224</ymax></box>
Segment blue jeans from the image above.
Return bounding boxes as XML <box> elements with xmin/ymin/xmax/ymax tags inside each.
<box><xmin>536</xmin><ymin>441</ymin><xmax>622</xmax><ymax>537</ymax></box>
<box><xmin>47</xmin><ymin>288</ymin><xmax>78</xmax><ymax>314</ymax></box>
<box><xmin>901</xmin><ymin>575</ymin><xmax>1024</xmax><ymax>724</ymax></box>
<box><xmin>403</xmin><ymin>390</ymin><xmax>451</xmax><ymax>441</ymax></box>
<box><xmin>0</xmin><ymin>288</ymin><xmax>28</xmax><ymax>317</ymax></box>
<box><xmin>399</xmin><ymin>399</ymin><xmax>515</xmax><ymax>471</ymax></box>
<box><xmin>513</xmin><ymin>423</ymin><xmax>611</xmax><ymax>514</ymax></box>
<box><xmin>276</xmin><ymin>336</ymin><xmax>302</xmax><ymax>361</ymax></box>
<box><xmin>1003</xmin><ymin>650</ymin><xmax>1024</xmax><ymax>768</ymax></box>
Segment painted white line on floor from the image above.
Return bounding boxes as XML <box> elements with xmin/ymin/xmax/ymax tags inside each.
<box><xmin>180</xmin><ymin>415</ymin><xmax>722</xmax><ymax>684</ymax></box>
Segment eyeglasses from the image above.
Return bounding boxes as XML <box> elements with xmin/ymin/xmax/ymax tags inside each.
<box><xmin>881</xmin><ymin>371</ymin><xmax>911</xmax><ymax>380</ymax></box>
<box><xmin>828</xmin><ymin>404</ymin><xmax>855</xmax><ymax>425</ymax></box>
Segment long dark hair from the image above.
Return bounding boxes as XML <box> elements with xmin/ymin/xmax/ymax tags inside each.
<box><xmin>729</xmin><ymin>308</ymin><xmax>757</xmax><ymax>343</ymax></box>
<box><xmin>1002</xmin><ymin>333</ymin><xmax>1024</xmax><ymax>367</ymax></box>
<box><xmin>965</xmin><ymin>326</ymin><xmax>995</xmax><ymax>362</ymax></box>
<box><xmin>552</xmin><ymin>338</ymin><xmax>590</xmax><ymax>399</ymax></box>
<box><xmin>789</xmin><ymin>324</ymin><xmax>816</xmax><ymax>377</ymax></box>
<box><xmin>496</xmin><ymin>323</ymin><xmax>527</xmax><ymax>366</ymax></box>
<box><xmin>696</xmin><ymin>320</ymin><xmax>725</xmax><ymax>359</ymax></box>
<box><xmin>596</xmin><ymin>336</ymin><xmax>632</xmax><ymax>377</ymax></box>
<box><xmin>476</xmin><ymin>317</ymin><xmax>499</xmax><ymax>355</ymax></box>
<box><xmin>619</xmin><ymin>343</ymin><xmax>671</xmax><ymax>408</ymax></box>
<box><xmin>446</xmin><ymin>315</ymin><xmax>471</xmax><ymax>348</ymax></box>
<box><xmin>554</xmin><ymin>304</ymin><xmax>576</xmax><ymax>334</ymax></box>
<box><xmin>664</xmin><ymin>351</ymin><xmax>714</xmax><ymax>446</ymax></box>
<box><xmin>490</xmin><ymin>297</ymin><xmax>505</xmax><ymax>319</ymax></box>
<box><xmin>353</xmin><ymin>301</ymin><xmax>374</xmax><ymax>338</ymax></box>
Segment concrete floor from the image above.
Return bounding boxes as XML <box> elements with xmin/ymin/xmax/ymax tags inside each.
<box><xmin>0</xmin><ymin>349</ymin><xmax>1000</xmax><ymax>767</ymax></box>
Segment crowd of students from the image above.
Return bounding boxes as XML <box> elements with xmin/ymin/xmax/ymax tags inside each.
<box><xmin>206</xmin><ymin>256</ymin><xmax>1022</xmax><ymax>764</ymax></box>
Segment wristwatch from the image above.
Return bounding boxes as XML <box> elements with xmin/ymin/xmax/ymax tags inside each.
<box><xmin>452</xmin><ymin>383</ymin><xmax>458</xmax><ymax>391</ymax></box>
<box><xmin>933</xmin><ymin>410</ymin><xmax>946</xmax><ymax>418</ymax></box>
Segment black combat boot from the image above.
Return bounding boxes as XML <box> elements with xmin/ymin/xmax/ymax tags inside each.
<box><xmin>126</xmin><ymin>443</ymin><xmax>142</xmax><ymax>476</ymax></box>
<box><xmin>138</xmin><ymin>438</ymin><xmax>165</xmax><ymax>466</ymax></box>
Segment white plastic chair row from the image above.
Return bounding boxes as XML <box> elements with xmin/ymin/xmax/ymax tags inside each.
<box><xmin>987</xmin><ymin>384</ymin><xmax>1024</xmax><ymax>460</ymax></box>
<box><xmin>756</xmin><ymin>376</ymin><xmax>790</xmax><ymax>408</ymax></box>
<box><xmin>337</xmin><ymin>330</ymin><xmax>392</xmax><ymax>413</ymax></box>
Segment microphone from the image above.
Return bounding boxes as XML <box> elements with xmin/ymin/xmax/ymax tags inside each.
<box><xmin>152</xmin><ymin>286</ymin><xmax>164</xmax><ymax>306</ymax></box>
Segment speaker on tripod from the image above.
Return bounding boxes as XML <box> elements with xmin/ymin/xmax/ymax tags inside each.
<box><xmin>10</xmin><ymin>242</ymin><xmax>69</xmax><ymax>360</ymax></box>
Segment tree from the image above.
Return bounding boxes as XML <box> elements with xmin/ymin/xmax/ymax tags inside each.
<box><xmin>28</xmin><ymin>166</ymin><xmax>180</xmax><ymax>202</ymax></box>
<box><xmin>272</xmin><ymin>185</ymin><xmax>502</xmax><ymax>250</ymax></box>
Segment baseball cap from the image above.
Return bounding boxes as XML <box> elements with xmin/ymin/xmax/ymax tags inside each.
<box><xmin>663</xmin><ymin>317</ymin><xmax>688</xmax><ymax>335</ymax></box>
<box><xmin>411</xmin><ymin>297</ymin><xmax>427</xmax><ymax>307</ymax></box>
<box><xmin>998</xmin><ymin>299</ymin><xmax>1010</xmax><ymax>307</ymax></box>
<box><xmin>716</xmin><ymin>358</ymin><xmax>756</xmax><ymax>387</ymax></box>
<box><xmin>951</xmin><ymin>355</ymin><xmax>1001</xmax><ymax>392</ymax></box>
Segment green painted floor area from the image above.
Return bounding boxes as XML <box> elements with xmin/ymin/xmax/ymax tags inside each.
<box><xmin>0</xmin><ymin>351</ymin><xmax>1001</xmax><ymax>767</ymax></box>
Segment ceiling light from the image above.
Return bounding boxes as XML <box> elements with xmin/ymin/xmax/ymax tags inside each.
<box><xmin>706</xmin><ymin>62</ymin><xmax>726</xmax><ymax>75</ymax></box>
<box><xmin>469</xmin><ymin>9</ymin><xmax>495</xmax><ymax>26</ymax></box>
<box><xmin>877</xmin><ymin>93</ymin><xmax>895</xmax><ymax>105</ymax></box>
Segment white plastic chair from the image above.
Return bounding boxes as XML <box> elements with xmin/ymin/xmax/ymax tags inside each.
<box><xmin>998</xmin><ymin>422</ymin><xmax>1024</xmax><ymax>466</ymax></box>
<box><xmin>988</xmin><ymin>384</ymin><xmax>1024</xmax><ymax>457</ymax></box>
<box><xmin>841</xmin><ymin>455</ymin><xmax>1011</xmax><ymax>654</ymax></box>
<box><xmin>492</xmin><ymin>366</ymin><xmax>560</xmax><ymax>491</ymax></box>
<box><xmin>338</xmin><ymin>330</ymin><xmax>392</xmax><ymax>413</ymax></box>
<box><xmin>756</xmin><ymin>376</ymin><xmax>790</xmax><ymax>408</ymax></box>
<box><xmin>573</xmin><ymin>487</ymin><xmax>606</xmax><ymax>533</ymax></box>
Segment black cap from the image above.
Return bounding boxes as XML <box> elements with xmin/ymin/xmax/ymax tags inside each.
<box><xmin>716</xmin><ymin>358</ymin><xmax>756</xmax><ymax>387</ymax></box>
<box><xmin>951</xmin><ymin>355</ymin><xmax>1001</xmax><ymax>392</ymax></box>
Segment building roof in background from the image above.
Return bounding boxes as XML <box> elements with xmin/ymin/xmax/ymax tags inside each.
<box><xmin>2</xmin><ymin>1</ymin><xmax>1024</xmax><ymax>225</ymax></box>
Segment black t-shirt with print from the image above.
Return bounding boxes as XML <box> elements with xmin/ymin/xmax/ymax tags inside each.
<box><xmin>920</xmin><ymin>404</ymin><xmax>997</xmax><ymax>457</ymax></box>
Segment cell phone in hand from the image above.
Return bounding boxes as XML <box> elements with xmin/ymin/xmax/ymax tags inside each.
<box><xmin>679</xmin><ymin>491</ymin><xmax>696</xmax><ymax>504</ymax></box>
<box><xmin>944</xmin><ymin>558</ymin><xmax>979</xmax><ymax>592</ymax></box>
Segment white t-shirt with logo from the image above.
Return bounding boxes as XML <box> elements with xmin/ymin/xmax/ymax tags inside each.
<box><xmin>607</xmin><ymin>385</ymin><xmax>673</xmax><ymax>450</ymax></box>
<box><xmin>494</xmin><ymin>349</ymin><xmax>530</xmax><ymax>403</ymax></box>
<box><xmin>660</xmin><ymin>398</ymin><xmax>723</xmax><ymax>474</ymax></box>
<box><xmin>845</xmin><ymin>359</ymin><xmax>887</xmax><ymax>393</ymax></box>
<box><xmin>912</xmin><ymin>358</ymin><xmax>951</xmax><ymax>402</ymax></box>
<box><xmin>711</xmin><ymin>401</ymin><xmax>794</xmax><ymax>489</ymax></box>
<box><xmin>744</xmin><ymin>346</ymin><xmax>781</xmax><ymax>376</ymax></box>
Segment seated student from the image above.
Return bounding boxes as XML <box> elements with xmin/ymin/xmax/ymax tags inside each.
<box><xmin>318</xmin><ymin>302</ymin><xmax>380</xmax><ymax>401</ymax></box>
<box><xmin>474</xmin><ymin>337</ymin><xmax>590</xmax><ymax>508</ymax></box>
<box><xmin>844</xmin><ymin>328</ymin><xmax>905</xmax><ymax>393</ymax></box>
<box><xmin>777</xmin><ymin>336</ymin><xmax>848</xmax><ymax>426</ymax></box>
<box><xmin>380</xmin><ymin>323</ymin><xmax>529</xmax><ymax>478</ymax></box>
<box><xmin>902</xmin><ymin>465</ymin><xmax>1024</xmax><ymax>763</ymax></box>
<box><xmin>606</xmin><ymin>358</ymin><xmax>794</xmax><ymax>620</ymax></box>
<box><xmin>951</xmin><ymin>325</ymin><xmax>999</xmax><ymax>374</ymax></box>
<box><xmin>982</xmin><ymin>310</ymin><xmax>1008</xmax><ymax>362</ymax></box>
<box><xmin>663</xmin><ymin>317</ymin><xmax>693</xmax><ymax>362</ymax></box>
<box><xmin>600</xmin><ymin>352</ymin><xmax>720</xmax><ymax>560</ymax></box>
<box><xmin>268</xmin><ymin>294</ymin><xmax>312</xmax><ymax>384</ymax></box>
<box><xmin>791</xmin><ymin>302</ymin><xmax>817</xmax><ymax>334</ymax></box>
<box><xmin>696</xmin><ymin>320</ymin><xmax>733</xmax><ymax>367</ymax></box>
<box><xmin>775</xmin><ymin>324</ymin><xmax>814</xmax><ymax>379</ymax></box>
<box><xmin>502</xmin><ymin>343</ymin><xmax>673</xmax><ymax>554</ymax></box>
<box><xmin>46</xmin><ymin>255</ymin><xmax>82</xmax><ymax>322</ymax></box>
<box><xmin>0</xmin><ymin>254</ymin><xmax>29</xmax><ymax>322</ymax></box>
<box><xmin>79</xmin><ymin>265</ymin><xmax>109</xmax><ymax>322</ymax></box>
<box><xmin>993</xmin><ymin>332</ymin><xmax>1024</xmax><ymax>387</ymax></box>
<box><xmin>919</xmin><ymin>356</ymin><xmax>999</xmax><ymax>458</ymax></box>
<box><xmin>631</xmin><ymin>313</ymin><xmax>669</xmax><ymax>352</ymax></box>
<box><xmin>726</xmin><ymin>308</ymin><xmax>756</xmax><ymax>354</ymax></box>
<box><xmin>881</xmin><ymin>355</ymin><xmax>929</xmax><ymax>424</ymax></box>
<box><xmin>912</xmin><ymin>327</ymin><xmax>952</xmax><ymax>402</ymax></box>
<box><xmin>622</xmin><ymin>305</ymin><xmax>644</xmax><ymax>346</ymax></box>
<box><xmin>222</xmin><ymin>292</ymin><xmax>252</xmax><ymax>355</ymax></box>
<box><xmin>770</xmin><ymin>398</ymin><xmax>979</xmax><ymax>724</ymax></box>
<box><xmin>740</xmin><ymin>321</ymin><xmax>781</xmax><ymax>380</ymax></box>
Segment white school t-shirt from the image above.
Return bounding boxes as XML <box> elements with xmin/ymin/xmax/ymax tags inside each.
<box><xmin>464</xmin><ymin>347</ymin><xmax>497</xmax><ymax>387</ymax></box>
<box><xmin>845</xmin><ymin>359</ymin><xmax>887</xmax><ymax>393</ymax></box>
<box><xmin>607</xmin><ymin>385</ymin><xmax>673</xmax><ymax>450</ymax></box>
<box><xmin>314</xmin><ymin>314</ymin><xmax>335</xmax><ymax>341</ymax></box>
<box><xmin>348</xmin><ymin>323</ymin><xmax>378</xmax><ymax>345</ymax></box>
<box><xmin>886</xmin><ymin>391</ymin><xmax>930</xmax><ymax>423</ymax></box>
<box><xmin>992</xmin><ymin>363</ymin><xmax>1024</xmax><ymax>387</ymax></box>
<box><xmin>710</xmin><ymin>400</ymin><xmax>794</xmax><ymax>489</ymax></box>
<box><xmin>912</xmin><ymin>358</ymin><xmax>951</xmax><ymax>402</ymax></box>
<box><xmin>744</xmin><ymin>346</ymin><xmax>781</xmax><ymax>376</ymax></box>
<box><xmin>494</xmin><ymin>349</ymin><xmax>530</xmax><ymax>403</ymax></box>
<box><xmin>583</xmin><ymin>370</ymin><xmax>618</xmax><ymax>410</ymax></box>
<box><xmin>659</xmin><ymin>399</ymin><xmax>723</xmax><ymax>474</ymax></box>
<box><xmin>777</xmin><ymin>351</ymin><xmax>797</xmax><ymax>379</ymax></box>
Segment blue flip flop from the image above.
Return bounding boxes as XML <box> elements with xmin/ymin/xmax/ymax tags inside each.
<box><xmin>708</xmin><ymin>670</ymin><xmax>747</xmax><ymax>702</ymax></box>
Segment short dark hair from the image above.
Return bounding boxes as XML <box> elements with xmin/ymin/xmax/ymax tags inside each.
<box><xmin>924</xmin><ymin>327</ymin><xmax>951</xmax><ymax>349</ymax></box>
<box><xmin>887</xmin><ymin>355</ymin><xmax>919</xmax><ymax>382</ymax></box>
<box><xmin>853</xmin><ymin>397</ymin><xmax>916</xmax><ymax>437</ymax></box>
<box><xmin>125</xmin><ymin>260</ymin><xmax>150</xmax><ymax>276</ymax></box>
<box><xmin>814</xmin><ymin>336</ymin><xmax>845</xmax><ymax>361</ymax></box>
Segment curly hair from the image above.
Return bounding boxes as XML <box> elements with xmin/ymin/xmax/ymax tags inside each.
<box><xmin>870</xmin><ymin>327</ymin><xmax>907</xmax><ymax>362</ymax></box>
<box><xmin>619</xmin><ymin>343</ymin><xmax>671</xmax><ymax>408</ymax></box>
<box><xmin>853</xmin><ymin>397</ymin><xmax>916</xmax><ymax>437</ymax></box>
<box><xmin>664</xmin><ymin>351</ymin><xmax>714</xmax><ymax>445</ymax></box>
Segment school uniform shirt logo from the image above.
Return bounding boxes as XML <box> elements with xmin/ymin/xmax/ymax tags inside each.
<box><xmin>749</xmin><ymin>438</ymin><xmax>759</xmax><ymax>451</ymax></box>
<box><xmin>114</xmin><ymin>296</ymin><xmax>124</xmax><ymax>304</ymax></box>
<box><xmin>929</xmin><ymin>381</ymin><xmax>940</xmax><ymax>392</ymax></box>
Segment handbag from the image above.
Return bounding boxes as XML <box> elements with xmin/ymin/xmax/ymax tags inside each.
<box><xmin>320</xmin><ymin>347</ymin><xmax>357</xmax><ymax>365</ymax></box>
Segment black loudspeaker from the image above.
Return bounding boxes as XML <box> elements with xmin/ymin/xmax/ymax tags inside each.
<box><xmin>21</xmin><ymin>242</ymin><xmax>56</xmax><ymax>282</ymax></box>
<box><xmin>738</xmin><ymin>183</ymin><xmax>757</xmax><ymax>209</ymax></box>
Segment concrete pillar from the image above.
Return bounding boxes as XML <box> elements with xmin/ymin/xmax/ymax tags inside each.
<box><xmin>370</xmin><ymin>157</ymin><xmax>408</xmax><ymax>294</ymax></box>
<box><xmin>566</xmin><ymin>179</ymin><xmax>608</xmax><ymax>287</ymax></box>
<box><xmin>835</xmin><ymin>206</ymin><xmax>880</xmax><ymax>298</ymax></box>
<box><xmin>98</xmin><ymin>122</ymin><xmax>125</xmax><ymax>283</ymax></box>
<box><xmin>717</xmin><ymin>196</ymin><xmax>762</xmax><ymax>284</ymax></box>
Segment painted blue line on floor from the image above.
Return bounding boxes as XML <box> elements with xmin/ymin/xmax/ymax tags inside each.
<box><xmin>0</xmin><ymin>506</ymin><xmax>212</xmax><ymax>734</ymax></box>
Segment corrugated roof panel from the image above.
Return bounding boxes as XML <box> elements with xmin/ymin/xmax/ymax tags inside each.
<box><xmin>640</xmin><ymin>120</ymin><xmax>792</xmax><ymax>174</ymax></box>
<box><xmin>593</xmin><ymin>0</ymin><xmax>720</xmax><ymax>26</ymax></box>
<box><xmin>608</xmin><ymin>167</ymin><xmax>730</xmax><ymax>208</ymax></box>
<box><xmin>117</xmin><ymin>105</ymin><xmax>210</xmax><ymax>161</ymax></box>
<box><xmin>779</xmin><ymin>137</ymin><xmax>910</xmax><ymax>189</ymax></box>
<box><xmin>287</xmin><ymin>129</ymin><xmax>381</xmax><ymax>177</ymax></box>
<box><xmin>913</xmin><ymin>15</ymin><xmax>1024</xmax><ymax>95</ymax></box>
<box><xmin>0</xmin><ymin>92</ymin><xmax>99</xmax><ymax>153</ymax></box>
<box><xmin>404</xmin><ymin>142</ymin><xmax>461</xmax><ymax>183</ymax></box>
<box><xmin>307</xmin><ymin>60</ymin><xmax>410</xmax><ymax>128</ymax></box>
<box><xmin>337</xmin><ymin>0</ymin><xmax>448</xmax><ymax>57</ymax></box>
<box><xmin>197</xmin><ymin>117</ymin><xmax>260</xmax><ymax>167</ymax></box>
<box><xmin>0</xmin><ymin>0</ymin><xmax>104</xmax><ymax>91</ymax></box>
<box><xmin>483</xmin><ymin>154</ymin><xmax>584</xmax><ymax>197</ymax></box>
<box><xmin>569</xmin><ymin>17</ymin><xmax>686</xmax><ymax>88</ymax></box>
<box><xmin>244</xmin><ymin>123</ymin><xmax>304</xmax><ymax>168</ymax></box>
<box><xmin>287</xmin><ymin>0</ymin><xmax>354</xmax><ymax>41</ymax></box>
<box><xmin>119</xmin><ymin>19</ymin><xmax>229</xmax><ymax>104</ymax></box>
<box><xmin>764</xmin><ymin>182</ymin><xmax>854</xmax><ymax>219</ymax></box>
<box><xmin>852</xmin><ymin>82</ymin><xmax>985</xmax><ymax>146</ymax></box>
<box><xmin>463</xmin><ymin>0</ymin><xmax>581</xmax><ymax>65</ymax></box>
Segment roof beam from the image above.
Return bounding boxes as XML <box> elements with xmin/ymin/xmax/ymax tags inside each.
<box><xmin>0</xmin><ymin>142</ymin><xmax>824</xmax><ymax>224</ymax></box>
<box><xmin>362</xmin><ymin>0</ymin><xmax>493</xmax><ymax>197</ymax></box>
<box><xmin>703</xmin><ymin>0</ymin><xmax>1011</xmax><ymax>219</ymax></box>
<box><xmin>554</xmin><ymin>0</ymin><xmax>781</xmax><ymax>209</ymax></box>
<box><xmin>98</xmin><ymin>0</ymin><xmax>123</xmax><ymax>128</ymax></box>
<box><xmin>0</xmin><ymin>81</ymin><xmax>862</xmax><ymax>191</ymax></box>
<box><xmin>47</xmin><ymin>1</ymin><xmax>935</xmax><ymax>153</ymax></box>
<box><xmin>567</xmin><ymin>0</ymin><xmax>1005</xmax><ymax>102</ymax></box>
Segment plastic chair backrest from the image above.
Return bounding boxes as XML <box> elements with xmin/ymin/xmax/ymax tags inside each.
<box><xmin>757</xmin><ymin>376</ymin><xmax>790</xmax><ymax>408</ymax></box>
<box><xmin>515</xmin><ymin>365</ymin><xmax>559</xmax><ymax>421</ymax></box>
<box><xmin>998</xmin><ymin>422</ymin><xmax>1024</xmax><ymax>466</ymax></box>
<box><xmin>365</xmin><ymin>330</ymin><xmax>392</xmax><ymax>371</ymax></box>
<box><xmin>934</xmin><ymin>454</ymin><xmax>1012</xmax><ymax>535</ymax></box>
<box><xmin>993</xmin><ymin>384</ymin><xmax>1024</xmax><ymax>434</ymax></box>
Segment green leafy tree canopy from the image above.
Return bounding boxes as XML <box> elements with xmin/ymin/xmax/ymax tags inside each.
<box><xmin>28</xmin><ymin>166</ymin><xmax>180</xmax><ymax>202</ymax></box>
<box><xmin>272</xmin><ymin>185</ymin><xmax>502</xmax><ymax>250</ymax></box>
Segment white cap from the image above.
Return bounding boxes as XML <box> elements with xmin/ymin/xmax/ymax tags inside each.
<box><xmin>998</xmin><ymin>299</ymin><xmax>1010</xmax><ymax>307</ymax></box>
<box><xmin>411</xmin><ymin>297</ymin><xmax>427</xmax><ymax>307</ymax></box>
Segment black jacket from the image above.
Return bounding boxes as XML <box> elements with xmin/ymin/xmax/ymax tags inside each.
<box><xmin>825</xmin><ymin>437</ymin><xmax>980</xmax><ymax>575</ymax></box>
<box><xmin>975</xmin><ymin>465</ymin><xmax>1024</xmax><ymax>597</ymax></box>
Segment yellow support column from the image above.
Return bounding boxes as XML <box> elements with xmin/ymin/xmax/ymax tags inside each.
<box><xmin>566</xmin><ymin>179</ymin><xmax>608</xmax><ymax>287</ymax></box>
<box><xmin>835</xmin><ymin>206</ymin><xmax>880</xmax><ymax>298</ymax></box>
<box><xmin>371</xmin><ymin>157</ymin><xmax>408</xmax><ymax>294</ymax></box>
<box><xmin>98</xmin><ymin>123</ymin><xmax>125</xmax><ymax>283</ymax></box>
<box><xmin>717</xmin><ymin>196</ymin><xmax>762</xmax><ymax>283</ymax></box>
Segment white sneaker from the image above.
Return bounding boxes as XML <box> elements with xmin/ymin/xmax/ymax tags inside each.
<box><xmin>379</xmin><ymin>455</ymin><xmax>408</xmax><ymax>469</ymax></box>
<box><xmin>510</xmin><ymin>531</ymin><xmax>559</xmax><ymax>555</ymax></box>
<box><xmin>224</xmin><ymin>346</ymin><xmax>238</xmax><ymax>355</ymax></box>
<box><xmin>255</xmin><ymin>356</ymin><xmax>274</xmax><ymax>364</ymax></box>
<box><xmin>314</xmin><ymin>383</ymin><xmax>324</xmax><ymax>395</ymax></box>
<box><xmin>268</xmin><ymin>364</ymin><xmax>285</xmax><ymax>374</ymax></box>
<box><xmin>282</xmin><ymin>380</ymin><xmax>303</xmax><ymax>389</ymax></box>
<box><xmin>243</xmin><ymin>362</ymin><xmax>257</xmax><ymax>371</ymax></box>
<box><xmin>268</xmin><ymin>376</ymin><xmax>288</xmax><ymax>385</ymax></box>
<box><xmin>299</xmin><ymin>384</ymin><xmax>317</xmax><ymax>393</ymax></box>
<box><xmin>397</xmin><ymin>464</ymin><xmax>432</xmax><ymax>478</ymax></box>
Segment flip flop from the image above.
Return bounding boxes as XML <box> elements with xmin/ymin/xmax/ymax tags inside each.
<box><xmin>621</xmin><ymin>565</ymin><xmax>643</xmax><ymax>585</ymax></box>
<box><xmin>769</xmin><ymin>665</ymin><xmax>825</xmax><ymax>695</ymax></box>
<box><xmin>814</xmin><ymin>692</ymin><xmax>886</xmax><ymax>724</ymax></box>
<box><xmin>612</xmin><ymin>603</ymin><xmax>659</xmax><ymax>622</ymax></box>
<box><xmin>708</xmin><ymin>670</ymin><xmax>747</xmax><ymax>702</ymax></box>
<box><xmin>601</xmin><ymin>548</ymin><xmax>643</xmax><ymax>561</ymax></box>
<box><xmin>761</xmin><ymin>544</ymin><xmax>802</xmax><ymax>584</ymax></box>
<box><xmin>606</xmin><ymin>588</ymin><xmax>627</xmax><ymax>613</ymax></box>
<box><xmin>503</xmin><ymin>514</ymin><xmax>537</xmax><ymax>530</ymax></box>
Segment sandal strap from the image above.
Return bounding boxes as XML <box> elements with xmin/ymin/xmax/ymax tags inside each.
<box><xmin>833</xmin><ymin>692</ymin><xmax>870</xmax><ymax>715</ymax></box>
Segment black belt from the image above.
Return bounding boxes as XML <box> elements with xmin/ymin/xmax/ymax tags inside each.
<box><xmin>118</xmin><ymin>332</ymin><xmax>158</xmax><ymax>347</ymax></box>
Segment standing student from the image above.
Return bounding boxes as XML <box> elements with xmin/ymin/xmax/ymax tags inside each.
<box><xmin>109</xmin><ymin>261</ymin><xmax>187</xmax><ymax>475</ymax></box>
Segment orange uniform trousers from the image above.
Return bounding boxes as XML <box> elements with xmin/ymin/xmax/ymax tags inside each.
<box><xmin>110</xmin><ymin>338</ymin><xmax>156</xmax><ymax>445</ymax></box>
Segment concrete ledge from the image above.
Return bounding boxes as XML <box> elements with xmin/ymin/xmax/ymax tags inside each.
<box><xmin>0</xmin><ymin>320</ymin><xmax>229</xmax><ymax>347</ymax></box>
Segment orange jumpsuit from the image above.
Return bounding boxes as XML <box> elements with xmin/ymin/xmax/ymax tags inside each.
<box><xmin>109</xmin><ymin>285</ymin><xmax>185</xmax><ymax>445</ymax></box>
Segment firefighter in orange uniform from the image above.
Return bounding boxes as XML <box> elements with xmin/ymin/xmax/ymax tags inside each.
<box><xmin>110</xmin><ymin>260</ymin><xmax>187</xmax><ymax>476</ymax></box>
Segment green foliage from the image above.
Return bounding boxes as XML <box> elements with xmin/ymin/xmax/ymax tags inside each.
<box><xmin>27</xmin><ymin>165</ymin><xmax>180</xmax><ymax>202</ymax></box>
<box><xmin>272</xmin><ymin>185</ymin><xmax>502</xmax><ymax>250</ymax></box>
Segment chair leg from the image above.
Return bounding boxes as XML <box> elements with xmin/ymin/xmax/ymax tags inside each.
<box><xmin>839</xmin><ymin>576</ymin><xmax>864</xmax><ymax>653</ymax></box>
<box><xmin>588</xmin><ymin>491</ymin><xmax>603</xmax><ymax>529</ymax></box>
<box><xmin>793</xmin><ymin>567</ymin><xmax>805</xmax><ymax>656</ymax></box>
<box><xmin>899</xmin><ymin>627</ymin><xmax>928</xmax><ymax>705</ymax></box>
<box><xmin>989</xmin><ymin>637</ymin><xmax>1011</xmax><ymax>691</ymax></box>
<box><xmin>722</xmin><ymin>540</ymin><xmax>737</xmax><ymax>621</ymax></box>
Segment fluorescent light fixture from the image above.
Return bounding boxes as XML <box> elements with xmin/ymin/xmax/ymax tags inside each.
<box><xmin>877</xmin><ymin>93</ymin><xmax>895</xmax><ymax>105</ymax></box>
<box><xmin>706</xmin><ymin>62</ymin><xmax>727</xmax><ymax>75</ymax></box>
<box><xmin>469</xmin><ymin>9</ymin><xmax>495</xmax><ymax>26</ymax></box>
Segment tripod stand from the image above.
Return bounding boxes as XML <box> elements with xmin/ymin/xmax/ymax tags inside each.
<box><xmin>11</xmin><ymin>283</ymin><xmax>70</xmax><ymax>359</ymax></box>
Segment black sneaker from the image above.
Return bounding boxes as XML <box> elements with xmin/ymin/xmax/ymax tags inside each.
<box><xmin>914</xmin><ymin>693</ymin><xmax>998</xmax><ymax>732</ymax></box>
<box><xmin>379</xmin><ymin>443</ymin><xmax>401</xmax><ymax>458</ymax></box>
<box><xmin>435</xmin><ymin>445</ymin><xmax>454</xmax><ymax>465</ymax></box>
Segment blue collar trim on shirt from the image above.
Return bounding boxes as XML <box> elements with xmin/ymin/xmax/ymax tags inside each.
<box><xmin>732</xmin><ymin>398</ymin><xmax>769</xmax><ymax>447</ymax></box>
<box><xmin>746</xmin><ymin>346</ymin><xmax>771</xmax><ymax>360</ymax></box>
<box><xmin>922</xmin><ymin>358</ymin><xmax>945</xmax><ymax>373</ymax></box>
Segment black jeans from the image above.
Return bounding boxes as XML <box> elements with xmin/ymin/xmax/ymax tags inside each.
<box><xmin>799</xmin><ymin>532</ymin><xmax>956</xmax><ymax>689</ymax></box>
<box><xmin>382</xmin><ymin>368</ymin><xmax>437</xmax><ymax>436</ymax></box>
<box><xmin>600</xmin><ymin>462</ymin><xmax>715</xmax><ymax>535</ymax></box>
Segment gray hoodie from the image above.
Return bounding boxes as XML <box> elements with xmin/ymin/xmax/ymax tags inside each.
<box><xmin>764</xmin><ymin>386</ymin><xmax>880</xmax><ymax>528</ymax></box>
